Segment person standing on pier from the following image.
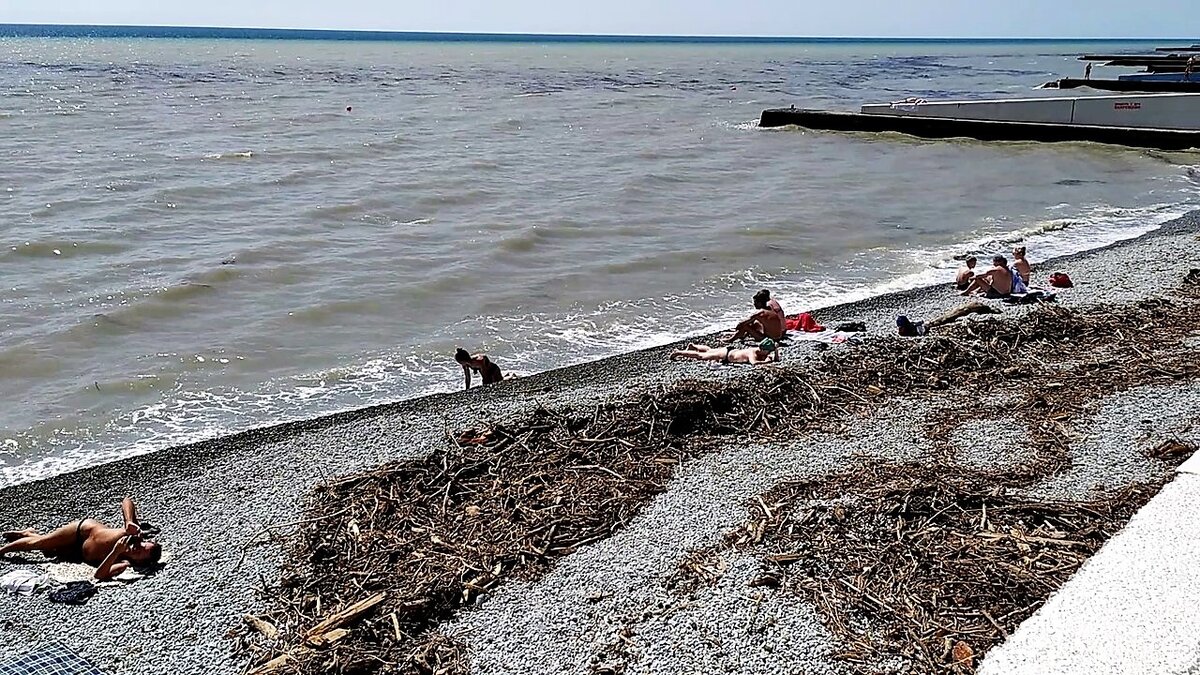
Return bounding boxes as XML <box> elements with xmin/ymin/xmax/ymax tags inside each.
<box><xmin>1085</xmin><ymin>63</ymin><xmax>1093</xmax><ymax>80</ymax></box>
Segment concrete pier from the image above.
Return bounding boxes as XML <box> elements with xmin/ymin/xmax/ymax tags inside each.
<box><xmin>758</xmin><ymin>108</ymin><xmax>1200</xmax><ymax>150</ymax></box>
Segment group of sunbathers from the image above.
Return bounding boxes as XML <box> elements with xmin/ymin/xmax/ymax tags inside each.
<box><xmin>4</xmin><ymin>248</ymin><xmax>1055</xmax><ymax>583</ymax></box>
<box><xmin>956</xmin><ymin>246</ymin><xmax>1032</xmax><ymax>299</ymax></box>
<box><xmin>460</xmin><ymin>246</ymin><xmax>1041</xmax><ymax>382</ymax></box>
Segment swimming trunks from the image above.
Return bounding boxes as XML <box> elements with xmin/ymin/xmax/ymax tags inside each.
<box><xmin>480</xmin><ymin>358</ymin><xmax>503</xmax><ymax>384</ymax></box>
<box><xmin>984</xmin><ymin>289</ymin><xmax>1008</xmax><ymax>299</ymax></box>
<box><xmin>721</xmin><ymin>348</ymin><xmax>732</xmax><ymax>364</ymax></box>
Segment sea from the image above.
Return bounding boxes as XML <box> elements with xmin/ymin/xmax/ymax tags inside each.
<box><xmin>2</xmin><ymin>27</ymin><xmax>1198</xmax><ymax>487</ymax></box>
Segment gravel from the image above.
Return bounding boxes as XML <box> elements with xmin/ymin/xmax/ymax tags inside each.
<box><xmin>1029</xmin><ymin>380</ymin><xmax>1200</xmax><ymax>501</ymax></box>
<box><xmin>950</xmin><ymin>418</ymin><xmax>1036</xmax><ymax>472</ymax></box>
<box><xmin>1</xmin><ymin>212</ymin><xmax>1198</xmax><ymax>673</ymax></box>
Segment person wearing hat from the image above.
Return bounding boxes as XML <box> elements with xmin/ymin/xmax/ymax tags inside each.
<box><xmin>670</xmin><ymin>337</ymin><xmax>780</xmax><ymax>365</ymax></box>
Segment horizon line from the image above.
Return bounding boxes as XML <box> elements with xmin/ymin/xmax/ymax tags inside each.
<box><xmin>0</xmin><ymin>23</ymin><xmax>1190</xmax><ymax>43</ymax></box>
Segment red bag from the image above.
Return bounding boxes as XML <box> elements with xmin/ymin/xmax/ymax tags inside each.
<box><xmin>1049</xmin><ymin>272</ymin><xmax>1074</xmax><ymax>288</ymax></box>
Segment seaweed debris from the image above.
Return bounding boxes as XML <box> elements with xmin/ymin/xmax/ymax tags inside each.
<box><xmin>715</xmin><ymin>464</ymin><xmax>1169</xmax><ymax>674</ymax></box>
<box><xmin>242</xmin><ymin>293</ymin><xmax>1200</xmax><ymax>675</ymax></box>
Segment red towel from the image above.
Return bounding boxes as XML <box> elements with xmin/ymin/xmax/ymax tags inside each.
<box><xmin>785</xmin><ymin>313</ymin><xmax>824</xmax><ymax>333</ymax></box>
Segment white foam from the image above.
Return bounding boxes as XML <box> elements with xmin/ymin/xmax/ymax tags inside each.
<box><xmin>2</xmin><ymin>199</ymin><xmax>1196</xmax><ymax>489</ymax></box>
<box><xmin>201</xmin><ymin>151</ymin><xmax>254</xmax><ymax>160</ymax></box>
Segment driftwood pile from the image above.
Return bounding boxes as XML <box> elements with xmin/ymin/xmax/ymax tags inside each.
<box><xmin>241</xmin><ymin>288</ymin><xmax>1200</xmax><ymax>675</ymax></box>
<box><xmin>671</xmin><ymin>293</ymin><xmax>1200</xmax><ymax>674</ymax></box>
<box><xmin>718</xmin><ymin>463</ymin><xmax>1166</xmax><ymax>674</ymax></box>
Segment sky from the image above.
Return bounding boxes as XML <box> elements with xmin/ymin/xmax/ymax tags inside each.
<box><xmin>1</xmin><ymin>0</ymin><xmax>1197</xmax><ymax>38</ymax></box>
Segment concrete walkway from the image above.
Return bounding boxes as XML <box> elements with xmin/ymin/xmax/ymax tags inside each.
<box><xmin>981</xmin><ymin>455</ymin><xmax>1200</xmax><ymax>675</ymax></box>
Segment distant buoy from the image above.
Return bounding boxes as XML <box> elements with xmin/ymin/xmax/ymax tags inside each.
<box><xmin>346</xmin><ymin>106</ymin><xmax>352</xmax><ymax>112</ymax></box>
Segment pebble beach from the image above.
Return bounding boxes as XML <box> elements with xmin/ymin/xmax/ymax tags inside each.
<box><xmin>2</xmin><ymin>212</ymin><xmax>1199</xmax><ymax>674</ymax></box>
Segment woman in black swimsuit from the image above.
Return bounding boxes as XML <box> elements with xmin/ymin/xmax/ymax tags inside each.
<box><xmin>455</xmin><ymin>348</ymin><xmax>504</xmax><ymax>389</ymax></box>
<box><xmin>1</xmin><ymin>498</ymin><xmax>161</xmax><ymax>580</ymax></box>
<box><xmin>670</xmin><ymin>339</ymin><xmax>779</xmax><ymax>365</ymax></box>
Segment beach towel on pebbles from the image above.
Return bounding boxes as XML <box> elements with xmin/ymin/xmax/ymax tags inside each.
<box><xmin>0</xmin><ymin>641</ymin><xmax>108</xmax><ymax>675</ymax></box>
<box><xmin>42</xmin><ymin>548</ymin><xmax>168</xmax><ymax>587</ymax></box>
<box><xmin>788</xmin><ymin>330</ymin><xmax>862</xmax><ymax>345</ymax></box>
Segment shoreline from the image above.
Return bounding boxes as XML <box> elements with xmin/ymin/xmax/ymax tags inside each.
<box><xmin>5</xmin><ymin>210</ymin><xmax>1198</xmax><ymax>496</ymax></box>
<box><xmin>2</xmin><ymin>211</ymin><xmax>1199</xmax><ymax>674</ymax></box>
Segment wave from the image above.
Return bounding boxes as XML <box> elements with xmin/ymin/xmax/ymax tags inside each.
<box><xmin>2</xmin><ymin>196</ymin><xmax>1194</xmax><ymax>488</ymax></box>
<box><xmin>202</xmin><ymin>151</ymin><xmax>254</xmax><ymax>160</ymax></box>
<box><xmin>3</xmin><ymin>239</ymin><xmax>129</xmax><ymax>260</ymax></box>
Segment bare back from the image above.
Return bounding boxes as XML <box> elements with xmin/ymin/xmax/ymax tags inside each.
<box><xmin>767</xmin><ymin>298</ymin><xmax>785</xmax><ymax>323</ymax></box>
<box><xmin>984</xmin><ymin>266</ymin><xmax>1014</xmax><ymax>295</ymax></box>
<box><xmin>755</xmin><ymin>309</ymin><xmax>785</xmax><ymax>340</ymax></box>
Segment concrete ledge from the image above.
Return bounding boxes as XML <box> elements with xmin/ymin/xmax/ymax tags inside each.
<box><xmin>980</xmin><ymin>472</ymin><xmax>1200</xmax><ymax>675</ymax></box>
<box><xmin>1179</xmin><ymin>452</ymin><xmax>1200</xmax><ymax>475</ymax></box>
<box><xmin>758</xmin><ymin>108</ymin><xmax>1200</xmax><ymax>150</ymax></box>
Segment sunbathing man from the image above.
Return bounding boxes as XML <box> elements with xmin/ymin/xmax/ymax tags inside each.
<box><xmin>1012</xmin><ymin>246</ymin><xmax>1032</xmax><ymax>285</ymax></box>
<box><xmin>960</xmin><ymin>255</ymin><xmax>1014</xmax><ymax>298</ymax></box>
<box><xmin>455</xmin><ymin>347</ymin><xmax>503</xmax><ymax>390</ymax></box>
<box><xmin>672</xmin><ymin>338</ymin><xmax>779</xmax><ymax>365</ymax></box>
<box><xmin>1</xmin><ymin>498</ymin><xmax>161</xmax><ymax>580</ymax></box>
<box><xmin>956</xmin><ymin>256</ymin><xmax>977</xmax><ymax>290</ymax></box>
<box><xmin>727</xmin><ymin>293</ymin><xmax>786</xmax><ymax>343</ymax></box>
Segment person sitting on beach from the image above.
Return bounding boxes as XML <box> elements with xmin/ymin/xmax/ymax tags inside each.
<box><xmin>955</xmin><ymin>256</ymin><xmax>978</xmax><ymax>290</ymax></box>
<box><xmin>671</xmin><ymin>338</ymin><xmax>779</xmax><ymax>365</ymax></box>
<box><xmin>1</xmin><ymin>498</ymin><xmax>161</xmax><ymax>581</ymax></box>
<box><xmin>727</xmin><ymin>294</ymin><xmax>786</xmax><ymax>343</ymax></box>
<box><xmin>960</xmin><ymin>255</ymin><xmax>1014</xmax><ymax>298</ymax></box>
<box><xmin>455</xmin><ymin>347</ymin><xmax>503</xmax><ymax>390</ymax></box>
<box><xmin>1012</xmin><ymin>246</ymin><xmax>1031</xmax><ymax>285</ymax></box>
<box><xmin>755</xmin><ymin>289</ymin><xmax>786</xmax><ymax>325</ymax></box>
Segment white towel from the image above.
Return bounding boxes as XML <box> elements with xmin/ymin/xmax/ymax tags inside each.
<box><xmin>0</xmin><ymin>568</ymin><xmax>50</xmax><ymax>596</ymax></box>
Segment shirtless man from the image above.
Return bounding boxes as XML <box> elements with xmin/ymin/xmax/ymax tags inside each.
<box><xmin>1</xmin><ymin>498</ymin><xmax>161</xmax><ymax>580</ymax></box>
<box><xmin>755</xmin><ymin>289</ymin><xmax>786</xmax><ymax>325</ymax></box>
<box><xmin>960</xmin><ymin>255</ymin><xmax>1014</xmax><ymax>298</ymax></box>
<box><xmin>956</xmin><ymin>256</ymin><xmax>977</xmax><ymax>290</ymax></box>
<box><xmin>455</xmin><ymin>347</ymin><xmax>503</xmax><ymax>390</ymax></box>
<box><xmin>1012</xmin><ymin>246</ymin><xmax>1031</xmax><ymax>285</ymax></box>
<box><xmin>671</xmin><ymin>338</ymin><xmax>779</xmax><ymax>365</ymax></box>
<box><xmin>727</xmin><ymin>293</ymin><xmax>786</xmax><ymax>343</ymax></box>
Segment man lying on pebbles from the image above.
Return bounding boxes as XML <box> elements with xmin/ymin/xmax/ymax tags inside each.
<box><xmin>671</xmin><ymin>337</ymin><xmax>780</xmax><ymax>365</ymax></box>
<box><xmin>1</xmin><ymin>497</ymin><xmax>161</xmax><ymax>580</ymax></box>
